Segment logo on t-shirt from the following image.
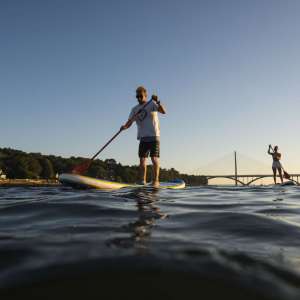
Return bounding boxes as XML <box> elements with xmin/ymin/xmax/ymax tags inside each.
<box><xmin>137</xmin><ymin>109</ymin><xmax>147</xmax><ymax>122</ymax></box>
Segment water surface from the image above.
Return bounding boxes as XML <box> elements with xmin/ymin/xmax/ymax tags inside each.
<box><xmin>1</xmin><ymin>185</ymin><xmax>300</xmax><ymax>299</ymax></box>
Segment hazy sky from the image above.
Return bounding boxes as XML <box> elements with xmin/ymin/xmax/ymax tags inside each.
<box><xmin>1</xmin><ymin>0</ymin><xmax>300</xmax><ymax>174</ymax></box>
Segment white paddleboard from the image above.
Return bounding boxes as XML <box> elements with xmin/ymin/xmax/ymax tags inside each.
<box><xmin>59</xmin><ymin>173</ymin><xmax>185</xmax><ymax>190</ymax></box>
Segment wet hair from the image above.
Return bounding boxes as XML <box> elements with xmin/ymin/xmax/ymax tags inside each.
<box><xmin>274</xmin><ymin>146</ymin><xmax>278</xmax><ymax>151</ymax></box>
<box><xmin>136</xmin><ymin>86</ymin><xmax>147</xmax><ymax>95</ymax></box>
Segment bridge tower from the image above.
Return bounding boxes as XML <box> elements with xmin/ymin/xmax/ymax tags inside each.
<box><xmin>234</xmin><ymin>151</ymin><xmax>238</xmax><ymax>186</ymax></box>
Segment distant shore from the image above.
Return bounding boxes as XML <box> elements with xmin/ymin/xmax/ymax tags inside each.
<box><xmin>0</xmin><ymin>148</ymin><xmax>208</xmax><ymax>186</ymax></box>
<box><xmin>0</xmin><ymin>179</ymin><xmax>60</xmax><ymax>187</ymax></box>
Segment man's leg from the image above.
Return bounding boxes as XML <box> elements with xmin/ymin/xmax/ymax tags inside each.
<box><xmin>140</xmin><ymin>157</ymin><xmax>147</xmax><ymax>184</ymax></box>
<box><xmin>139</xmin><ymin>141</ymin><xmax>149</xmax><ymax>184</ymax></box>
<box><xmin>272</xmin><ymin>168</ymin><xmax>277</xmax><ymax>184</ymax></box>
<box><xmin>151</xmin><ymin>156</ymin><xmax>160</xmax><ymax>187</ymax></box>
<box><xmin>278</xmin><ymin>168</ymin><xmax>283</xmax><ymax>183</ymax></box>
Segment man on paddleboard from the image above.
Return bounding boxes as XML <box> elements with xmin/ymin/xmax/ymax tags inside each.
<box><xmin>121</xmin><ymin>86</ymin><xmax>166</xmax><ymax>187</ymax></box>
<box><xmin>268</xmin><ymin>145</ymin><xmax>283</xmax><ymax>184</ymax></box>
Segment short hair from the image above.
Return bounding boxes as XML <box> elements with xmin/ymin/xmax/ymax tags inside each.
<box><xmin>274</xmin><ymin>146</ymin><xmax>278</xmax><ymax>151</ymax></box>
<box><xmin>136</xmin><ymin>86</ymin><xmax>147</xmax><ymax>95</ymax></box>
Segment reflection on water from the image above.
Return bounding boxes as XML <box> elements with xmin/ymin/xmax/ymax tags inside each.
<box><xmin>1</xmin><ymin>185</ymin><xmax>300</xmax><ymax>299</ymax></box>
<box><xmin>107</xmin><ymin>188</ymin><xmax>167</xmax><ymax>253</ymax></box>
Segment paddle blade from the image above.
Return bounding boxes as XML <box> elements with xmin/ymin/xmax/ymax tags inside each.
<box><xmin>283</xmin><ymin>171</ymin><xmax>290</xmax><ymax>179</ymax></box>
<box><xmin>72</xmin><ymin>160</ymin><xmax>91</xmax><ymax>174</ymax></box>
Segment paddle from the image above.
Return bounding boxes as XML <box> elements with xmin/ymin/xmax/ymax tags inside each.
<box><xmin>71</xmin><ymin>98</ymin><xmax>154</xmax><ymax>175</ymax></box>
<box><xmin>269</xmin><ymin>145</ymin><xmax>290</xmax><ymax>179</ymax></box>
<box><xmin>283</xmin><ymin>169</ymin><xmax>291</xmax><ymax>180</ymax></box>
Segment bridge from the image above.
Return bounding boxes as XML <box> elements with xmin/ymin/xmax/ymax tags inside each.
<box><xmin>205</xmin><ymin>174</ymin><xmax>300</xmax><ymax>186</ymax></box>
<box><xmin>197</xmin><ymin>152</ymin><xmax>300</xmax><ymax>186</ymax></box>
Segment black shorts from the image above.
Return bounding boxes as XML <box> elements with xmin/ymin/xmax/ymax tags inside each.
<box><xmin>139</xmin><ymin>141</ymin><xmax>160</xmax><ymax>158</ymax></box>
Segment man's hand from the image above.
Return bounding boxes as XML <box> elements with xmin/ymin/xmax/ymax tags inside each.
<box><xmin>120</xmin><ymin>119</ymin><xmax>133</xmax><ymax>131</ymax></box>
<box><xmin>151</xmin><ymin>94</ymin><xmax>166</xmax><ymax>114</ymax></box>
<box><xmin>151</xmin><ymin>95</ymin><xmax>160</xmax><ymax>104</ymax></box>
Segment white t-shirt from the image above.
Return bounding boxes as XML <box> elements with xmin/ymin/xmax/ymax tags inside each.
<box><xmin>129</xmin><ymin>101</ymin><xmax>160</xmax><ymax>140</ymax></box>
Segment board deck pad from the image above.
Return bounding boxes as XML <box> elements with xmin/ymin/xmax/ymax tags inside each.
<box><xmin>59</xmin><ymin>173</ymin><xmax>185</xmax><ymax>190</ymax></box>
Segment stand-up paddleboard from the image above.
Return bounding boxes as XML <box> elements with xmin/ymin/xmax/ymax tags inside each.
<box><xmin>59</xmin><ymin>173</ymin><xmax>185</xmax><ymax>190</ymax></box>
<box><xmin>270</xmin><ymin>181</ymin><xmax>297</xmax><ymax>187</ymax></box>
<box><xmin>280</xmin><ymin>181</ymin><xmax>296</xmax><ymax>186</ymax></box>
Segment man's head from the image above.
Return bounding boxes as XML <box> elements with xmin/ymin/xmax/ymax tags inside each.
<box><xmin>136</xmin><ymin>86</ymin><xmax>147</xmax><ymax>104</ymax></box>
<box><xmin>274</xmin><ymin>146</ymin><xmax>279</xmax><ymax>152</ymax></box>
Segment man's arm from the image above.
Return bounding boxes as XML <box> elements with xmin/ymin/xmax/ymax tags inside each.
<box><xmin>268</xmin><ymin>145</ymin><xmax>273</xmax><ymax>155</ymax></box>
<box><xmin>120</xmin><ymin>119</ymin><xmax>133</xmax><ymax>131</ymax></box>
<box><xmin>120</xmin><ymin>108</ymin><xmax>136</xmax><ymax>131</ymax></box>
<box><xmin>157</xmin><ymin>103</ymin><xmax>166</xmax><ymax>114</ymax></box>
<box><xmin>152</xmin><ymin>95</ymin><xmax>166</xmax><ymax>114</ymax></box>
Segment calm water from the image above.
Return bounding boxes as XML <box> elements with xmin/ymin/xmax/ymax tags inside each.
<box><xmin>1</xmin><ymin>185</ymin><xmax>300</xmax><ymax>299</ymax></box>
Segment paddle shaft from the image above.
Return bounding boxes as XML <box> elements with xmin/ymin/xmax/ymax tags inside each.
<box><xmin>91</xmin><ymin>130</ymin><xmax>122</xmax><ymax>160</ymax></box>
<box><xmin>90</xmin><ymin>99</ymin><xmax>153</xmax><ymax>162</ymax></box>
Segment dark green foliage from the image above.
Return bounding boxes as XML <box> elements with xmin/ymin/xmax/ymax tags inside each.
<box><xmin>4</xmin><ymin>154</ymin><xmax>42</xmax><ymax>179</ymax></box>
<box><xmin>0</xmin><ymin>148</ymin><xmax>207</xmax><ymax>185</ymax></box>
<box><xmin>39</xmin><ymin>157</ymin><xmax>55</xmax><ymax>179</ymax></box>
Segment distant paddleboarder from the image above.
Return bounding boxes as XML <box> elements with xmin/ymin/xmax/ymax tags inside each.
<box><xmin>121</xmin><ymin>86</ymin><xmax>166</xmax><ymax>187</ymax></box>
<box><xmin>268</xmin><ymin>145</ymin><xmax>283</xmax><ymax>184</ymax></box>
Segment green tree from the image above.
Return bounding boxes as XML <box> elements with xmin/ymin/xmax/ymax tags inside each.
<box><xmin>39</xmin><ymin>158</ymin><xmax>55</xmax><ymax>179</ymax></box>
<box><xmin>6</xmin><ymin>155</ymin><xmax>42</xmax><ymax>179</ymax></box>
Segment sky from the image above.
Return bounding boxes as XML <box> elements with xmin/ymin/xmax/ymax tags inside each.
<box><xmin>1</xmin><ymin>0</ymin><xmax>300</xmax><ymax>175</ymax></box>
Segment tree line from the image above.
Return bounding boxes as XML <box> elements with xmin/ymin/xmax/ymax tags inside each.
<box><xmin>0</xmin><ymin>148</ymin><xmax>207</xmax><ymax>185</ymax></box>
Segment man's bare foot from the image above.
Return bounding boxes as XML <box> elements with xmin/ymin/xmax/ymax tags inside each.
<box><xmin>152</xmin><ymin>181</ymin><xmax>160</xmax><ymax>188</ymax></box>
<box><xmin>137</xmin><ymin>180</ymin><xmax>146</xmax><ymax>185</ymax></box>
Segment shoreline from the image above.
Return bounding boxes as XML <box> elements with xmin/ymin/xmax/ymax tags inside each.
<box><xmin>0</xmin><ymin>179</ymin><xmax>61</xmax><ymax>187</ymax></box>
